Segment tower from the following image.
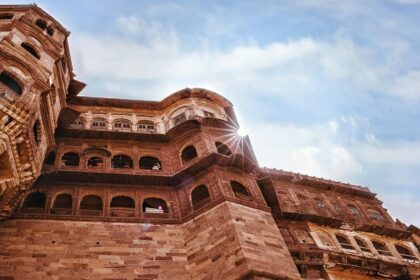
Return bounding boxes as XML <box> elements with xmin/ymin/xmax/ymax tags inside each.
<box><xmin>0</xmin><ymin>4</ymin><xmax>419</xmax><ymax>280</ymax></box>
<box><xmin>0</xmin><ymin>4</ymin><xmax>85</xmax><ymax>219</ymax></box>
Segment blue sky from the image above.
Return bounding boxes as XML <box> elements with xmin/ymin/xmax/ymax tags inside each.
<box><xmin>3</xmin><ymin>0</ymin><xmax>420</xmax><ymax>225</ymax></box>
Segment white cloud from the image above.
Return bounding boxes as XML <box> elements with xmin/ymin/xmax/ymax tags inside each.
<box><xmin>70</xmin><ymin>27</ymin><xmax>419</xmax><ymax>104</ymax></box>
<box><xmin>381</xmin><ymin>193</ymin><xmax>420</xmax><ymax>225</ymax></box>
<box><xmin>249</xmin><ymin>121</ymin><xmax>362</xmax><ymax>181</ymax></box>
<box><xmin>365</xmin><ymin>133</ymin><xmax>380</xmax><ymax>145</ymax></box>
<box><xmin>117</xmin><ymin>17</ymin><xmax>140</xmax><ymax>34</ymax></box>
<box><xmin>390</xmin><ymin>70</ymin><xmax>420</xmax><ymax>99</ymax></box>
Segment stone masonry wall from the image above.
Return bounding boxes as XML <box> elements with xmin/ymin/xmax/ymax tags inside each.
<box><xmin>183</xmin><ymin>202</ymin><xmax>301</xmax><ymax>280</ymax></box>
<box><xmin>0</xmin><ymin>202</ymin><xmax>301</xmax><ymax>280</ymax></box>
<box><xmin>0</xmin><ymin>219</ymin><xmax>189</xmax><ymax>280</ymax></box>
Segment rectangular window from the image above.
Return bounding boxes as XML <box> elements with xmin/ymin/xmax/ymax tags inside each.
<box><xmin>173</xmin><ymin>113</ymin><xmax>187</xmax><ymax>125</ymax></box>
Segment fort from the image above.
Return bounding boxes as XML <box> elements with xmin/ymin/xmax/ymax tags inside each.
<box><xmin>0</xmin><ymin>4</ymin><xmax>419</xmax><ymax>280</ymax></box>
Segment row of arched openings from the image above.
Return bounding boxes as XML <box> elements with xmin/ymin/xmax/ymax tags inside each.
<box><xmin>21</xmin><ymin>181</ymin><xmax>250</xmax><ymax>216</ymax></box>
<box><xmin>55</xmin><ymin>153</ymin><xmax>161</xmax><ymax>170</ymax></box>
<box><xmin>73</xmin><ymin>118</ymin><xmax>156</xmax><ymax>132</ymax></box>
<box><xmin>333</xmin><ymin>233</ymin><xmax>417</xmax><ymax>261</ymax></box>
<box><xmin>47</xmin><ymin>141</ymin><xmax>232</xmax><ymax>168</ymax></box>
<box><xmin>296</xmin><ymin>193</ymin><xmax>385</xmax><ymax>221</ymax></box>
<box><xmin>22</xmin><ymin>192</ymin><xmax>169</xmax><ymax>216</ymax></box>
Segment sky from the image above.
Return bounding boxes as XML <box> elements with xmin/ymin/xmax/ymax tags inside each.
<box><xmin>3</xmin><ymin>0</ymin><xmax>420</xmax><ymax>225</ymax></box>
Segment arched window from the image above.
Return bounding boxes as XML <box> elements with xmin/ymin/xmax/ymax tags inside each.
<box><xmin>92</xmin><ymin>117</ymin><xmax>107</xmax><ymax>129</ymax></box>
<box><xmin>216</xmin><ymin>142</ymin><xmax>232</xmax><ymax>156</ymax></box>
<box><xmin>61</xmin><ymin>152</ymin><xmax>79</xmax><ymax>167</ymax></box>
<box><xmin>139</xmin><ymin>156</ymin><xmax>161</xmax><ymax>170</ymax></box>
<box><xmin>110</xmin><ymin>196</ymin><xmax>135</xmax><ymax>217</ymax></box>
<box><xmin>21</xmin><ymin>43</ymin><xmax>40</xmax><ymax>59</ymax></box>
<box><xmin>32</xmin><ymin>119</ymin><xmax>41</xmax><ymax>145</ymax></box>
<box><xmin>110</xmin><ymin>196</ymin><xmax>135</xmax><ymax>208</ymax></box>
<box><xmin>372</xmin><ymin>241</ymin><xmax>392</xmax><ymax>256</ymax></box>
<box><xmin>72</xmin><ymin>117</ymin><xmax>84</xmax><ymax>128</ymax></box>
<box><xmin>0</xmin><ymin>73</ymin><xmax>23</xmax><ymax>95</ymax></box>
<box><xmin>142</xmin><ymin>198</ymin><xmax>169</xmax><ymax>214</ymax></box>
<box><xmin>137</xmin><ymin>120</ymin><xmax>155</xmax><ymax>133</ymax></box>
<box><xmin>87</xmin><ymin>157</ymin><xmax>103</xmax><ymax>167</ymax></box>
<box><xmin>331</xmin><ymin>202</ymin><xmax>343</xmax><ymax>213</ymax></box>
<box><xmin>35</xmin><ymin>19</ymin><xmax>47</xmax><ymax>30</ymax></box>
<box><xmin>0</xmin><ymin>13</ymin><xmax>13</xmax><ymax>20</ymax></box>
<box><xmin>44</xmin><ymin>151</ymin><xmax>56</xmax><ymax>165</ymax></box>
<box><xmin>230</xmin><ymin>181</ymin><xmax>251</xmax><ymax>198</ymax></box>
<box><xmin>191</xmin><ymin>185</ymin><xmax>210</xmax><ymax>210</ymax></box>
<box><xmin>113</xmin><ymin>119</ymin><xmax>131</xmax><ymax>131</ymax></box>
<box><xmin>22</xmin><ymin>192</ymin><xmax>45</xmax><ymax>209</ymax></box>
<box><xmin>335</xmin><ymin>234</ymin><xmax>355</xmax><ymax>250</ymax></box>
<box><xmin>51</xmin><ymin>194</ymin><xmax>72</xmax><ymax>214</ymax></box>
<box><xmin>367</xmin><ymin>208</ymin><xmax>385</xmax><ymax>221</ymax></box>
<box><xmin>181</xmin><ymin>145</ymin><xmax>198</xmax><ymax>164</ymax></box>
<box><xmin>314</xmin><ymin>198</ymin><xmax>326</xmax><ymax>209</ymax></box>
<box><xmin>80</xmin><ymin>195</ymin><xmax>102</xmax><ymax>210</ymax></box>
<box><xmin>52</xmin><ymin>194</ymin><xmax>72</xmax><ymax>209</ymax></box>
<box><xmin>355</xmin><ymin>237</ymin><xmax>371</xmax><ymax>253</ymax></box>
<box><xmin>111</xmin><ymin>155</ymin><xmax>133</xmax><ymax>169</ymax></box>
<box><xmin>395</xmin><ymin>245</ymin><xmax>417</xmax><ymax>260</ymax></box>
<box><xmin>348</xmin><ymin>204</ymin><xmax>360</xmax><ymax>215</ymax></box>
<box><xmin>297</xmin><ymin>193</ymin><xmax>309</xmax><ymax>205</ymax></box>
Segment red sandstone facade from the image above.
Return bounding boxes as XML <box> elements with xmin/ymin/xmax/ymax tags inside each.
<box><xmin>0</xmin><ymin>4</ymin><xmax>419</xmax><ymax>280</ymax></box>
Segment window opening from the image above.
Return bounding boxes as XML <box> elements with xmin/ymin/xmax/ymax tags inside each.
<box><xmin>72</xmin><ymin>117</ymin><xmax>84</xmax><ymax>128</ymax></box>
<box><xmin>33</xmin><ymin>120</ymin><xmax>41</xmax><ymax>145</ymax></box>
<box><xmin>191</xmin><ymin>185</ymin><xmax>210</xmax><ymax>210</ymax></box>
<box><xmin>372</xmin><ymin>241</ymin><xmax>392</xmax><ymax>256</ymax></box>
<box><xmin>0</xmin><ymin>73</ymin><xmax>23</xmax><ymax>95</ymax></box>
<box><xmin>336</xmin><ymin>235</ymin><xmax>355</xmax><ymax>250</ymax></box>
<box><xmin>230</xmin><ymin>181</ymin><xmax>250</xmax><ymax>198</ymax></box>
<box><xmin>23</xmin><ymin>192</ymin><xmax>45</xmax><ymax>208</ymax></box>
<box><xmin>138</xmin><ymin>121</ymin><xmax>155</xmax><ymax>132</ymax></box>
<box><xmin>143</xmin><ymin>198</ymin><xmax>168</xmax><ymax>214</ymax></box>
<box><xmin>181</xmin><ymin>145</ymin><xmax>197</xmax><ymax>164</ymax></box>
<box><xmin>395</xmin><ymin>245</ymin><xmax>417</xmax><ymax>260</ymax></box>
<box><xmin>52</xmin><ymin>194</ymin><xmax>72</xmax><ymax>209</ymax></box>
<box><xmin>110</xmin><ymin>196</ymin><xmax>135</xmax><ymax>208</ymax></box>
<box><xmin>80</xmin><ymin>195</ymin><xmax>102</xmax><ymax>210</ymax></box>
<box><xmin>348</xmin><ymin>204</ymin><xmax>360</xmax><ymax>215</ymax></box>
<box><xmin>111</xmin><ymin>155</ymin><xmax>133</xmax><ymax>169</ymax></box>
<box><xmin>0</xmin><ymin>13</ymin><xmax>13</xmax><ymax>20</ymax></box>
<box><xmin>61</xmin><ymin>152</ymin><xmax>79</xmax><ymax>167</ymax></box>
<box><xmin>46</xmin><ymin>26</ymin><xmax>54</xmax><ymax>36</ymax></box>
<box><xmin>139</xmin><ymin>156</ymin><xmax>161</xmax><ymax>170</ymax></box>
<box><xmin>114</xmin><ymin>119</ymin><xmax>131</xmax><ymax>130</ymax></box>
<box><xmin>44</xmin><ymin>151</ymin><xmax>56</xmax><ymax>165</ymax></box>
<box><xmin>367</xmin><ymin>208</ymin><xmax>384</xmax><ymax>221</ymax></box>
<box><xmin>315</xmin><ymin>198</ymin><xmax>326</xmax><ymax>209</ymax></box>
<box><xmin>216</xmin><ymin>142</ymin><xmax>232</xmax><ymax>156</ymax></box>
<box><xmin>21</xmin><ymin>43</ymin><xmax>40</xmax><ymax>59</ymax></box>
<box><xmin>87</xmin><ymin>157</ymin><xmax>103</xmax><ymax>167</ymax></box>
<box><xmin>35</xmin><ymin>19</ymin><xmax>47</xmax><ymax>30</ymax></box>
<box><xmin>92</xmin><ymin>118</ymin><xmax>106</xmax><ymax>128</ymax></box>
<box><xmin>173</xmin><ymin>112</ymin><xmax>187</xmax><ymax>126</ymax></box>
<box><xmin>355</xmin><ymin>237</ymin><xmax>372</xmax><ymax>253</ymax></box>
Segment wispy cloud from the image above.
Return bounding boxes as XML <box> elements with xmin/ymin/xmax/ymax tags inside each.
<box><xmin>61</xmin><ymin>0</ymin><xmax>420</xmax><ymax>225</ymax></box>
